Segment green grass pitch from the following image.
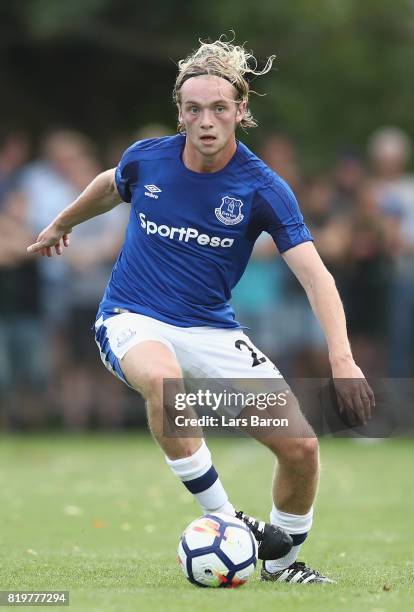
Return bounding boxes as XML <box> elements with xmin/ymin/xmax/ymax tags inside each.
<box><xmin>0</xmin><ymin>434</ymin><xmax>412</xmax><ymax>611</ymax></box>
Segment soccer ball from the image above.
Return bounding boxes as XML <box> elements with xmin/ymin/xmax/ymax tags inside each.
<box><xmin>178</xmin><ymin>512</ymin><xmax>258</xmax><ymax>588</ymax></box>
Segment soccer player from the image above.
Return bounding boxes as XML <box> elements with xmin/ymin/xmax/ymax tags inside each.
<box><xmin>28</xmin><ymin>38</ymin><xmax>374</xmax><ymax>584</ymax></box>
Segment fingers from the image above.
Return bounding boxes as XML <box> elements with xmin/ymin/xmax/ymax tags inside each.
<box><xmin>358</xmin><ymin>380</ymin><xmax>376</xmax><ymax>424</ymax></box>
<box><xmin>27</xmin><ymin>241</ymin><xmax>44</xmax><ymax>254</ymax></box>
<box><xmin>27</xmin><ymin>240</ymin><xmax>53</xmax><ymax>256</ymax></box>
<box><xmin>365</xmin><ymin>381</ymin><xmax>376</xmax><ymax>408</ymax></box>
<box><xmin>351</xmin><ymin>395</ymin><xmax>368</xmax><ymax>426</ymax></box>
<box><xmin>39</xmin><ymin>245</ymin><xmax>53</xmax><ymax>257</ymax></box>
<box><xmin>334</xmin><ymin>378</ymin><xmax>375</xmax><ymax>427</ymax></box>
<box><xmin>337</xmin><ymin>393</ymin><xmax>345</xmax><ymax>415</ymax></box>
<box><xmin>361</xmin><ymin>392</ymin><xmax>372</xmax><ymax>422</ymax></box>
<box><xmin>27</xmin><ymin>236</ymin><xmax>70</xmax><ymax>257</ymax></box>
<box><xmin>338</xmin><ymin>394</ymin><xmax>358</xmax><ymax>427</ymax></box>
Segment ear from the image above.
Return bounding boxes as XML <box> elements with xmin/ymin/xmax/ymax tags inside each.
<box><xmin>235</xmin><ymin>100</ymin><xmax>247</xmax><ymax>126</ymax></box>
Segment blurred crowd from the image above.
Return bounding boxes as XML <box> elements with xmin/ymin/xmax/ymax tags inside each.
<box><xmin>0</xmin><ymin>125</ymin><xmax>413</xmax><ymax>429</ymax></box>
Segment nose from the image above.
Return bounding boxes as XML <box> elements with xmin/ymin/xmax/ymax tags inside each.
<box><xmin>200</xmin><ymin>109</ymin><xmax>214</xmax><ymax>129</ymax></box>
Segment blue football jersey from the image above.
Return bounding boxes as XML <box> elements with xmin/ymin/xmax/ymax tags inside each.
<box><xmin>98</xmin><ymin>134</ymin><xmax>313</xmax><ymax>328</ymax></box>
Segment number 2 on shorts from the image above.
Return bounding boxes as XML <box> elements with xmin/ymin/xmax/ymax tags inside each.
<box><xmin>235</xmin><ymin>339</ymin><xmax>267</xmax><ymax>367</ymax></box>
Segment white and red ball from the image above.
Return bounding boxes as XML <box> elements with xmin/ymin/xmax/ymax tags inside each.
<box><xmin>178</xmin><ymin>512</ymin><xmax>257</xmax><ymax>588</ymax></box>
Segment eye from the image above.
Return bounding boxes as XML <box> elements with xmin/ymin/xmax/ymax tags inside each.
<box><xmin>216</xmin><ymin>106</ymin><xmax>225</xmax><ymax>113</ymax></box>
<box><xmin>189</xmin><ymin>106</ymin><xmax>199</xmax><ymax>114</ymax></box>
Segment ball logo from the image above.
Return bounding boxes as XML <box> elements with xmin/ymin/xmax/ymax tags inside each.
<box><xmin>215</xmin><ymin>197</ymin><xmax>244</xmax><ymax>225</ymax></box>
<box><xmin>192</xmin><ymin>518</ymin><xmax>221</xmax><ymax>538</ymax></box>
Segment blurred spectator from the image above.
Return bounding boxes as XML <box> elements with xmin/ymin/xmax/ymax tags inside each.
<box><xmin>19</xmin><ymin>130</ymin><xmax>95</xmax><ymax>323</ymax></box>
<box><xmin>330</xmin><ymin>149</ymin><xmax>366</xmax><ymax>214</ymax></box>
<box><xmin>105</xmin><ymin>133</ymin><xmax>133</xmax><ymax>169</ymax></box>
<box><xmin>19</xmin><ymin>130</ymin><xmax>128</xmax><ymax>428</ymax></box>
<box><xmin>261</xmin><ymin>133</ymin><xmax>302</xmax><ymax>192</ymax></box>
<box><xmin>368</xmin><ymin>127</ymin><xmax>411</xmax><ymax>184</ymax></box>
<box><xmin>305</xmin><ymin>174</ymin><xmax>354</xmax><ymax>309</ymax></box>
<box><xmin>343</xmin><ymin>181</ymin><xmax>392</xmax><ymax>375</ymax></box>
<box><xmin>62</xmin><ymin>160</ymin><xmax>128</xmax><ymax>430</ymax></box>
<box><xmin>0</xmin><ymin>131</ymin><xmax>29</xmax><ymax>200</ymax></box>
<box><xmin>133</xmin><ymin>123</ymin><xmax>171</xmax><ymax>141</ymax></box>
<box><xmin>368</xmin><ymin>127</ymin><xmax>414</xmax><ymax>376</ymax></box>
<box><xmin>302</xmin><ymin>175</ymin><xmax>350</xmax><ymax>283</ymax></box>
<box><xmin>0</xmin><ymin>132</ymin><xmax>48</xmax><ymax>427</ymax></box>
<box><xmin>105</xmin><ymin>124</ymin><xmax>171</xmax><ymax>169</ymax></box>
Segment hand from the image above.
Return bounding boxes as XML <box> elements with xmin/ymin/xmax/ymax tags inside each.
<box><xmin>331</xmin><ymin>358</ymin><xmax>375</xmax><ymax>427</ymax></box>
<box><xmin>27</xmin><ymin>223</ymin><xmax>71</xmax><ymax>257</ymax></box>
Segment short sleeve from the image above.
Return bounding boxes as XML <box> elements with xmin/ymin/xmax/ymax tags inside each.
<box><xmin>254</xmin><ymin>180</ymin><xmax>313</xmax><ymax>254</ymax></box>
<box><xmin>115</xmin><ymin>145</ymin><xmax>140</xmax><ymax>203</ymax></box>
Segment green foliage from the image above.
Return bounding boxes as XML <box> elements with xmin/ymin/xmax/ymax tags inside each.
<box><xmin>18</xmin><ymin>0</ymin><xmax>108</xmax><ymax>35</ymax></box>
<box><xmin>2</xmin><ymin>0</ymin><xmax>414</xmax><ymax>166</ymax></box>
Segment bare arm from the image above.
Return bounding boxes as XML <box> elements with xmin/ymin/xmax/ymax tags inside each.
<box><xmin>282</xmin><ymin>241</ymin><xmax>375</xmax><ymax>424</ymax></box>
<box><xmin>27</xmin><ymin>168</ymin><xmax>120</xmax><ymax>256</ymax></box>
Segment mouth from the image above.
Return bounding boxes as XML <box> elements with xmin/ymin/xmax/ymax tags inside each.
<box><xmin>199</xmin><ymin>135</ymin><xmax>217</xmax><ymax>144</ymax></box>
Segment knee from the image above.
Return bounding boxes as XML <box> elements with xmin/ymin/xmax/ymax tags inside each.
<box><xmin>143</xmin><ymin>364</ymin><xmax>183</xmax><ymax>401</ymax></box>
<box><xmin>278</xmin><ymin>437</ymin><xmax>319</xmax><ymax>468</ymax></box>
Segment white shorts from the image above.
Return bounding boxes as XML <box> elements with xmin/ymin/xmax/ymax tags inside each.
<box><xmin>94</xmin><ymin>312</ymin><xmax>286</xmax><ymax>391</ymax></box>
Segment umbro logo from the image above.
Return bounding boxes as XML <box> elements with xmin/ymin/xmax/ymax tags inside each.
<box><xmin>144</xmin><ymin>184</ymin><xmax>162</xmax><ymax>199</ymax></box>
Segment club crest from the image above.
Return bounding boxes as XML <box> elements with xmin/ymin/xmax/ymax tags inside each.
<box><xmin>215</xmin><ymin>197</ymin><xmax>244</xmax><ymax>225</ymax></box>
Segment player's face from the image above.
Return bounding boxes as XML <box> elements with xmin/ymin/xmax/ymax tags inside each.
<box><xmin>178</xmin><ymin>75</ymin><xmax>246</xmax><ymax>166</ymax></box>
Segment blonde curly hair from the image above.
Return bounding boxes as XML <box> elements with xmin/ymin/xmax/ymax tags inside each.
<box><xmin>173</xmin><ymin>36</ymin><xmax>275</xmax><ymax>131</ymax></box>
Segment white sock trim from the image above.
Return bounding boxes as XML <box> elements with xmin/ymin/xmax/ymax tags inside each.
<box><xmin>165</xmin><ymin>442</ymin><xmax>235</xmax><ymax>515</ymax></box>
<box><xmin>165</xmin><ymin>441</ymin><xmax>211</xmax><ymax>481</ymax></box>
<box><xmin>270</xmin><ymin>505</ymin><xmax>313</xmax><ymax>534</ymax></box>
